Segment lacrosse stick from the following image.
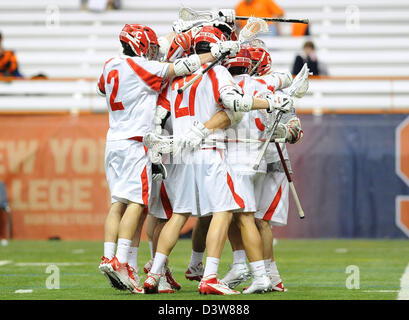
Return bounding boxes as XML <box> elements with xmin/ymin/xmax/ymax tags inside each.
<box><xmin>253</xmin><ymin>64</ymin><xmax>309</xmax><ymax>170</ymax></box>
<box><xmin>203</xmin><ymin>137</ymin><xmax>286</xmax><ymax>144</ymax></box>
<box><xmin>274</xmin><ymin>141</ymin><xmax>304</xmax><ymax>219</ymax></box>
<box><xmin>236</xmin><ymin>16</ymin><xmax>309</xmax><ymax>24</ymax></box>
<box><xmin>177</xmin><ymin>17</ymin><xmax>268</xmax><ymax>94</ymax></box>
<box><xmin>178</xmin><ymin>7</ymin><xmax>309</xmax><ymax>24</ymax></box>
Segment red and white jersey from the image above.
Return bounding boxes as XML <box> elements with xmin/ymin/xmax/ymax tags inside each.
<box><xmin>97</xmin><ymin>54</ymin><xmax>170</xmax><ymax>141</ymax></box>
<box><xmin>162</xmin><ymin>64</ymin><xmax>236</xmax><ymax>147</ymax></box>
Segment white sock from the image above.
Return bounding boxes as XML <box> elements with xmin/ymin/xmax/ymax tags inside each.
<box><xmin>270</xmin><ymin>260</ymin><xmax>280</xmax><ymax>277</ymax></box>
<box><xmin>150</xmin><ymin>252</ymin><xmax>167</xmax><ymax>274</ymax></box>
<box><xmin>203</xmin><ymin>257</ymin><xmax>220</xmax><ymax>278</ymax></box>
<box><xmin>128</xmin><ymin>247</ymin><xmax>138</xmax><ymax>270</ymax></box>
<box><xmin>264</xmin><ymin>259</ymin><xmax>271</xmax><ymax>274</ymax></box>
<box><xmin>233</xmin><ymin>250</ymin><xmax>247</xmax><ymax>264</ymax></box>
<box><xmin>104</xmin><ymin>242</ymin><xmax>116</xmax><ymax>260</ymax></box>
<box><xmin>189</xmin><ymin>250</ymin><xmax>204</xmax><ymax>267</ymax></box>
<box><xmin>249</xmin><ymin>260</ymin><xmax>267</xmax><ymax>278</ymax></box>
<box><xmin>116</xmin><ymin>238</ymin><xmax>132</xmax><ymax>264</ymax></box>
<box><xmin>148</xmin><ymin>241</ymin><xmax>154</xmax><ymax>259</ymax></box>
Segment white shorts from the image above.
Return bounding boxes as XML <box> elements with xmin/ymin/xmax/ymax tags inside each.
<box><xmin>105</xmin><ymin>139</ymin><xmax>151</xmax><ymax>206</ymax></box>
<box><xmin>165</xmin><ymin>149</ymin><xmax>245</xmax><ymax>216</ymax></box>
<box><xmin>233</xmin><ymin>171</ymin><xmax>265</xmax><ymax>213</ymax></box>
<box><xmin>149</xmin><ymin>177</ymin><xmax>173</xmax><ymax>220</ymax></box>
<box><xmin>255</xmin><ymin>171</ymin><xmax>289</xmax><ymax>226</ymax></box>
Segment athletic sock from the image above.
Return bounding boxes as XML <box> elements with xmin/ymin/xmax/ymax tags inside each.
<box><xmin>270</xmin><ymin>260</ymin><xmax>280</xmax><ymax>277</ymax></box>
<box><xmin>104</xmin><ymin>242</ymin><xmax>116</xmax><ymax>260</ymax></box>
<box><xmin>189</xmin><ymin>250</ymin><xmax>204</xmax><ymax>267</ymax></box>
<box><xmin>249</xmin><ymin>260</ymin><xmax>267</xmax><ymax>278</ymax></box>
<box><xmin>150</xmin><ymin>252</ymin><xmax>167</xmax><ymax>274</ymax></box>
<box><xmin>128</xmin><ymin>247</ymin><xmax>138</xmax><ymax>270</ymax></box>
<box><xmin>116</xmin><ymin>238</ymin><xmax>132</xmax><ymax>264</ymax></box>
<box><xmin>232</xmin><ymin>250</ymin><xmax>247</xmax><ymax>264</ymax></box>
<box><xmin>148</xmin><ymin>241</ymin><xmax>154</xmax><ymax>259</ymax></box>
<box><xmin>203</xmin><ymin>257</ymin><xmax>220</xmax><ymax>278</ymax></box>
<box><xmin>264</xmin><ymin>259</ymin><xmax>271</xmax><ymax>274</ymax></box>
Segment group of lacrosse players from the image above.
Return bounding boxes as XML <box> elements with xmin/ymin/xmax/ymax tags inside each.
<box><xmin>97</xmin><ymin>7</ymin><xmax>309</xmax><ymax>296</ymax></box>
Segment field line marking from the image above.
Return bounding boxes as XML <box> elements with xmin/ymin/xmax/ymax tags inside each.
<box><xmin>0</xmin><ymin>260</ymin><xmax>12</xmax><ymax>266</ymax></box>
<box><xmin>15</xmin><ymin>289</ymin><xmax>33</xmax><ymax>294</ymax></box>
<box><xmin>397</xmin><ymin>262</ymin><xmax>409</xmax><ymax>300</ymax></box>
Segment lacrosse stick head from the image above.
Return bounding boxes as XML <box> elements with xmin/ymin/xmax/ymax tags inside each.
<box><xmin>143</xmin><ymin>132</ymin><xmax>174</xmax><ymax>155</ymax></box>
<box><xmin>238</xmin><ymin>17</ymin><xmax>268</xmax><ymax>43</ymax></box>
<box><xmin>179</xmin><ymin>6</ymin><xmax>213</xmax><ymax>22</ymax></box>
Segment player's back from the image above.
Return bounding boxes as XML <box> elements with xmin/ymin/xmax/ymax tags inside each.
<box><xmin>99</xmin><ymin>55</ymin><xmax>168</xmax><ymax>141</ymax></box>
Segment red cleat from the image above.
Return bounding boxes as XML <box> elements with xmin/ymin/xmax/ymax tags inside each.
<box><xmin>198</xmin><ymin>274</ymin><xmax>240</xmax><ymax>295</ymax></box>
<box><xmin>143</xmin><ymin>272</ymin><xmax>161</xmax><ymax>294</ymax></box>
<box><xmin>185</xmin><ymin>262</ymin><xmax>204</xmax><ymax>282</ymax></box>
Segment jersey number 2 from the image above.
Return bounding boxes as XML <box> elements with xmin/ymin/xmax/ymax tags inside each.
<box><xmin>107</xmin><ymin>70</ymin><xmax>124</xmax><ymax>111</ymax></box>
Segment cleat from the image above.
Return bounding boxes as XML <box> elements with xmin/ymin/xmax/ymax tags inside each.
<box><xmin>143</xmin><ymin>272</ymin><xmax>162</xmax><ymax>294</ymax></box>
<box><xmin>198</xmin><ymin>274</ymin><xmax>240</xmax><ymax>295</ymax></box>
<box><xmin>99</xmin><ymin>256</ymin><xmax>127</xmax><ymax>291</ymax></box>
<box><xmin>158</xmin><ymin>276</ymin><xmax>175</xmax><ymax>294</ymax></box>
<box><xmin>220</xmin><ymin>263</ymin><xmax>252</xmax><ymax>289</ymax></box>
<box><xmin>270</xmin><ymin>276</ymin><xmax>287</xmax><ymax>292</ymax></box>
<box><xmin>165</xmin><ymin>265</ymin><xmax>181</xmax><ymax>291</ymax></box>
<box><xmin>128</xmin><ymin>266</ymin><xmax>144</xmax><ymax>294</ymax></box>
<box><xmin>242</xmin><ymin>275</ymin><xmax>272</xmax><ymax>294</ymax></box>
<box><xmin>185</xmin><ymin>262</ymin><xmax>204</xmax><ymax>282</ymax></box>
<box><xmin>143</xmin><ymin>258</ymin><xmax>153</xmax><ymax>274</ymax></box>
<box><xmin>102</xmin><ymin>256</ymin><xmax>134</xmax><ymax>293</ymax></box>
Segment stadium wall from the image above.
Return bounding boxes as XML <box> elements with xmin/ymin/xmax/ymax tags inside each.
<box><xmin>0</xmin><ymin>113</ymin><xmax>408</xmax><ymax>239</ymax></box>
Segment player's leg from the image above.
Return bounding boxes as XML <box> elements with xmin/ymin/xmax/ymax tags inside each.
<box><xmin>143</xmin><ymin>212</ymin><xmax>190</xmax><ymax>293</ymax></box>
<box><xmin>145</xmin><ymin>214</ymin><xmax>157</xmax><ymax>259</ymax></box>
<box><xmin>99</xmin><ymin>201</ymin><xmax>127</xmax><ymax>290</ymax></box>
<box><xmin>125</xmin><ymin>209</ymin><xmax>148</xmax><ymax>292</ymax></box>
<box><xmin>256</xmin><ymin>218</ymin><xmax>285</xmax><ymax>292</ymax></box>
<box><xmin>234</xmin><ymin>211</ymin><xmax>272</xmax><ymax>294</ymax></box>
<box><xmin>185</xmin><ymin>216</ymin><xmax>211</xmax><ymax>281</ymax></box>
<box><xmin>221</xmin><ymin>218</ymin><xmax>251</xmax><ymax>288</ymax></box>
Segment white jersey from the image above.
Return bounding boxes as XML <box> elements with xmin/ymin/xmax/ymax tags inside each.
<box><xmin>227</xmin><ymin>74</ymin><xmax>271</xmax><ymax>174</ymax></box>
<box><xmin>98</xmin><ymin>54</ymin><xmax>169</xmax><ymax>141</ymax></box>
<box><xmin>254</xmin><ymin>73</ymin><xmax>290</xmax><ymax>164</ymax></box>
<box><xmin>163</xmin><ymin>64</ymin><xmax>235</xmax><ymax>148</ymax></box>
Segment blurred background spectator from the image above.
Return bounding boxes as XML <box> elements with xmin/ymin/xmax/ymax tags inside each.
<box><xmin>235</xmin><ymin>0</ymin><xmax>284</xmax><ymax>35</ymax></box>
<box><xmin>292</xmin><ymin>22</ymin><xmax>310</xmax><ymax>37</ymax></box>
<box><xmin>0</xmin><ymin>32</ymin><xmax>23</xmax><ymax>78</ymax></box>
<box><xmin>292</xmin><ymin>40</ymin><xmax>328</xmax><ymax>76</ymax></box>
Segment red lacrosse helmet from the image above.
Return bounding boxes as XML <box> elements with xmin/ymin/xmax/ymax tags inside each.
<box><xmin>193</xmin><ymin>26</ymin><xmax>227</xmax><ymax>54</ymax></box>
<box><xmin>222</xmin><ymin>47</ymin><xmax>252</xmax><ymax>74</ymax></box>
<box><xmin>119</xmin><ymin>24</ymin><xmax>159</xmax><ymax>60</ymax></box>
<box><xmin>248</xmin><ymin>46</ymin><xmax>272</xmax><ymax>76</ymax></box>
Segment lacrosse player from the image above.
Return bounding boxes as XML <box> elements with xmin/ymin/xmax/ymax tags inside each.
<box><xmin>221</xmin><ymin>44</ymin><xmax>307</xmax><ymax>292</ymax></box>
<box><xmin>97</xmin><ymin>23</ymin><xmax>235</xmax><ymax>294</ymax></box>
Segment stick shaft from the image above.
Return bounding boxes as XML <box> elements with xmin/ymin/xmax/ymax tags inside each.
<box><xmin>177</xmin><ymin>52</ymin><xmax>228</xmax><ymax>94</ymax></box>
<box><xmin>274</xmin><ymin>142</ymin><xmax>305</xmax><ymax>219</ymax></box>
<box><xmin>253</xmin><ymin>111</ymin><xmax>283</xmax><ymax>170</ymax></box>
<box><xmin>236</xmin><ymin>16</ymin><xmax>309</xmax><ymax>24</ymax></box>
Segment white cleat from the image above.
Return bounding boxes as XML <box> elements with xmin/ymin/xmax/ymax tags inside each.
<box><xmin>221</xmin><ymin>263</ymin><xmax>252</xmax><ymax>289</ymax></box>
<box><xmin>242</xmin><ymin>275</ymin><xmax>272</xmax><ymax>294</ymax></box>
<box><xmin>158</xmin><ymin>275</ymin><xmax>175</xmax><ymax>294</ymax></box>
<box><xmin>128</xmin><ymin>266</ymin><xmax>144</xmax><ymax>294</ymax></box>
<box><xmin>185</xmin><ymin>262</ymin><xmax>204</xmax><ymax>282</ymax></box>
<box><xmin>143</xmin><ymin>258</ymin><xmax>153</xmax><ymax>274</ymax></box>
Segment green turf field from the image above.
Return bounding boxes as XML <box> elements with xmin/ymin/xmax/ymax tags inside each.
<box><xmin>0</xmin><ymin>239</ymin><xmax>408</xmax><ymax>300</ymax></box>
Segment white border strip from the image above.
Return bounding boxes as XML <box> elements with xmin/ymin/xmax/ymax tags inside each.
<box><xmin>398</xmin><ymin>262</ymin><xmax>409</xmax><ymax>300</ymax></box>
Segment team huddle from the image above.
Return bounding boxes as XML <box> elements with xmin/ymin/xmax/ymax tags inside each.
<box><xmin>96</xmin><ymin>8</ymin><xmax>309</xmax><ymax>295</ymax></box>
